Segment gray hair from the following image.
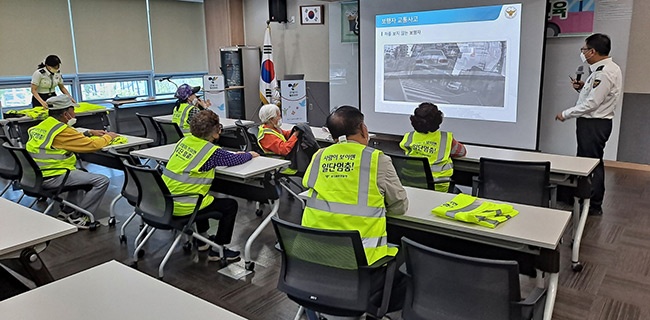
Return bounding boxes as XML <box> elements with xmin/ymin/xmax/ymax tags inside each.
<box><xmin>259</xmin><ymin>104</ymin><xmax>280</xmax><ymax>123</ymax></box>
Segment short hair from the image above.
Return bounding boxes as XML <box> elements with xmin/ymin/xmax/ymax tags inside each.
<box><xmin>410</xmin><ymin>102</ymin><xmax>443</xmax><ymax>133</ymax></box>
<box><xmin>326</xmin><ymin>105</ymin><xmax>365</xmax><ymax>139</ymax></box>
<box><xmin>49</xmin><ymin>107</ymin><xmax>73</xmax><ymax>119</ymax></box>
<box><xmin>190</xmin><ymin>110</ymin><xmax>220</xmax><ymax>140</ymax></box>
<box><xmin>585</xmin><ymin>33</ymin><xmax>611</xmax><ymax>56</ymax></box>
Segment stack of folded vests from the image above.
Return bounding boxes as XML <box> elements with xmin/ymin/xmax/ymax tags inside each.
<box><xmin>431</xmin><ymin>193</ymin><xmax>519</xmax><ymax>228</ymax></box>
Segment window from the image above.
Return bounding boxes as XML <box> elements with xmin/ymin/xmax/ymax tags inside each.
<box><xmin>154</xmin><ymin>76</ymin><xmax>203</xmax><ymax>96</ymax></box>
<box><xmin>80</xmin><ymin>80</ymin><xmax>149</xmax><ymax>101</ymax></box>
<box><xmin>0</xmin><ymin>84</ymin><xmax>73</xmax><ymax>108</ymax></box>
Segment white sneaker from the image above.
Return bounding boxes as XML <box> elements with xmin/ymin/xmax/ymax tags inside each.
<box><xmin>67</xmin><ymin>215</ymin><xmax>91</xmax><ymax>229</ymax></box>
<box><xmin>56</xmin><ymin>211</ymin><xmax>72</xmax><ymax>221</ymax></box>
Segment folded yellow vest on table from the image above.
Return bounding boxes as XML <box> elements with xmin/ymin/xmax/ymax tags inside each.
<box><xmin>75</xmin><ymin>102</ymin><xmax>108</xmax><ymax>113</ymax></box>
<box><xmin>4</xmin><ymin>103</ymin><xmax>107</xmax><ymax>120</ymax></box>
<box><xmin>431</xmin><ymin>193</ymin><xmax>519</xmax><ymax>228</ymax></box>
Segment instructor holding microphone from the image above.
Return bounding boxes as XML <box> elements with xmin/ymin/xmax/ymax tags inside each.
<box><xmin>555</xmin><ymin>33</ymin><xmax>622</xmax><ymax>216</ymax></box>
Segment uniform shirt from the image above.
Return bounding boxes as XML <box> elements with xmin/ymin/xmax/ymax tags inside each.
<box><xmin>562</xmin><ymin>57</ymin><xmax>622</xmax><ymax>120</ymax></box>
<box><xmin>31</xmin><ymin>68</ymin><xmax>63</xmax><ymax>94</ymax></box>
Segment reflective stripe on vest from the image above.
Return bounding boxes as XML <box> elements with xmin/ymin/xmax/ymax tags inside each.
<box><xmin>26</xmin><ymin>117</ymin><xmax>77</xmax><ymax>177</ymax></box>
<box><xmin>162</xmin><ymin>136</ymin><xmax>218</xmax><ymax>215</ymax></box>
<box><xmin>401</xmin><ymin>130</ymin><xmax>454</xmax><ymax>191</ymax></box>
<box><xmin>172</xmin><ymin>103</ymin><xmax>195</xmax><ymax>134</ymax></box>
<box><xmin>256</xmin><ymin>125</ymin><xmax>286</xmax><ymax>155</ymax></box>
<box><xmin>302</xmin><ymin>143</ymin><xmax>395</xmax><ymax>264</ymax></box>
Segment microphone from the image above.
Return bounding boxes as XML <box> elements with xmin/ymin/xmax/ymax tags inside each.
<box><xmin>575</xmin><ymin>66</ymin><xmax>584</xmax><ymax>82</ymax></box>
<box><xmin>159</xmin><ymin>76</ymin><xmax>172</xmax><ymax>82</ymax></box>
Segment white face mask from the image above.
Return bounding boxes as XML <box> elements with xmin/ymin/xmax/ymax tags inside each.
<box><xmin>275</xmin><ymin>118</ymin><xmax>283</xmax><ymax>129</ymax></box>
<box><xmin>190</xmin><ymin>97</ymin><xmax>199</xmax><ymax>106</ymax></box>
<box><xmin>580</xmin><ymin>52</ymin><xmax>587</xmax><ymax>63</ymax></box>
<box><xmin>67</xmin><ymin>117</ymin><xmax>77</xmax><ymax>127</ymax></box>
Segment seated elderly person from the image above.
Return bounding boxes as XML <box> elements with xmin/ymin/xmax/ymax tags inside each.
<box><xmin>257</xmin><ymin>104</ymin><xmax>299</xmax><ymax>156</ymax></box>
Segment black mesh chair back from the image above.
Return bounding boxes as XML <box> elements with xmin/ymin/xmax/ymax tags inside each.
<box><xmin>401</xmin><ymin>237</ymin><xmax>544</xmax><ymax>320</ymax></box>
<box><xmin>0</xmin><ymin>138</ymin><xmax>21</xmax><ymax>181</ymax></box>
<box><xmin>4</xmin><ymin>144</ymin><xmax>45</xmax><ymax>196</ymax></box>
<box><xmin>387</xmin><ymin>153</ymin><xmax>434</xmax><ymax>190</ymax></box>
<box><xmin>135</xmin><ymin>113</ymin><xmax>162</xmax><ymax>146</ymax></box>
<box><xmin>157</xmin><ymin>121</ymin><xmax>184</xmax><ymax>145</ymax></box>
<box><xmin>234</xmin><ymin>120</ymin><xmax>255</xmax><ymax>152</ymax></box>
<box><xmin>124</xmin><ymin>163</ymin><xmax>174</xmax><ymax>229</ymax></box>
<box><xmin>477</xmin><ymin>158</ymin><xmax>551</xmax><ymax>207</ymax></box>
<box><xmin>272</xmin><ymin>216</ymin><xmax>389</xmax><ymax>317</ymax></box>
<box><xmin>107</xmin><ymin>148</ymin><xmax>140</xmax><ymax>206</ymax></box>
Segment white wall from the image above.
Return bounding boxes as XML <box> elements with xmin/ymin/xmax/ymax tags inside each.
<box><xmin>243</xmin><ymin>0</ymin><xmax>330</xmax><ymax>82</ymax></box>
<box><xmin>328</xmin><ymin>2</ymin><xmax>359</xmax><ymax>111</ymax></box>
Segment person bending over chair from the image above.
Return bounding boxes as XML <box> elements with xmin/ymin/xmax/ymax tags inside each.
<box><xmin>172</xmin><ymin>84</ymin><xmax>211</xmax><ymax>135</ymax></box>
<box><xmin>162</xmin><ymin>109</ymin><xmax>259</xmax><ymax>261</ymax></box>
<box><xmin>400</xmin><ymin>102</ymin><xmax>466</xmax><ymax>192</ymax></box>
<box><xmin>257</xmin><ymin>104</ymin><xmax>299</xmax><ymax>156</ymax></box>
<box><xmin>26</xmin><ymin>95</ymin><xmax>119</xmax><ymax>228</ymax></box>
<box><xmin>302</xmin><ymin>105</ymin><xmax>409</xmax><ymax>312</ymax></box>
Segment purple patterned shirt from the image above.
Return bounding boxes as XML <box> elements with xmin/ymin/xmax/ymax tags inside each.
<box><xmin>199</xmin><ymin>148</ymin><xmax>253</xmax><ymax>171</ymax></box>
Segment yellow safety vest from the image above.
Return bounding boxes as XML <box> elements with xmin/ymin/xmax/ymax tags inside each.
<box><xmin>172</xmin><ymin>103</ymin><xmax>196</xmax><ymax>135</ymax></box>
<box><xmin>431</xmin><ymin>194</ymin><xmax>519</xmax><ymax>228</ymax></box>
<box><xmin>162</xmin><ymin>135</ymin><xmax>218</xmax><ymax>215</ymax></box>
<box><xmin>400</xmin><ymin>130</ymin><xmax>454</xmax><ymax>192</ymax></box>
<box><xmin>301</xmin><ymin>142</ymin><xmax>396</xmax><ymax>265</ymax></box>
<box><xmin>26</xmin><ymin>117</ymin><xmax>78</xmax><ymax>177</ymax></box>
<box><xmin>256</xmin><ymin>125</ymin><xmax>287</xmax><ymax>155</ymax></box>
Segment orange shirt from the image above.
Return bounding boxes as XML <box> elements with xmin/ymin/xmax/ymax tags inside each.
<box><xmin>258</xmin><ymin>124</ymin><xmax>298</xmax><ymax>156</ymax></box>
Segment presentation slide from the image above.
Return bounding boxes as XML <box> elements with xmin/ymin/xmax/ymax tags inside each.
<box><xmin>376</xmin><ymin>4</ymin><xmax>521</xmax><ymax>122</ymax></box>
<box><xmin>360</xmin><ymin>0</ymin><xmax>547</xmax><ymax>150</ymax></box>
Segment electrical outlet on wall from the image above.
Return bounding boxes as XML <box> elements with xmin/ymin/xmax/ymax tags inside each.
<box><xmin>288</xmin><ymin>16</ymin><xmax>296</xmax><ymax>24</ymax></box>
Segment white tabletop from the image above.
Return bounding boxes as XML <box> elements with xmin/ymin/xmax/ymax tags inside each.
<box><xmin>0</xmin><ymin>260</ymin><xmax>247</xmax><ymax>320</ymax></box>
<box><xmin>75</xmin><ymin>128</ymin><xmax>153</xmax><ymax>151</ymax></box>
<box><xmin>299</xmin><ymin>187</ymin><xmax>570</xmax><ymax>250</ymax></box>
<box><xmin>0</xmin><ymin>198</ymin><xmax>77</xmax><ymax>257</ymax></box>
<box><xmin>456</xmin><ymin>144</ymin><xmax>599</xmax><ymax>177</ymax></box>
<box><xmin>153</xmin><ymin>115</ymin><xmax>253</xmax><ymax>129</ymax></box>
<box><xmin>131</xmin><ymin>144</ymin><xmax>290</xmax><ymax>179</ymax></box>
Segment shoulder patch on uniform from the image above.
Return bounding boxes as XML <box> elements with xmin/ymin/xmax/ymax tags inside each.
<box><xmin>39</xmin><ymin>69</ymin><xmax>46</xmax><ymax>74</ymax></box>
<box><xmin>593</xmin><ymin>79</ymin><xmax>601</xmax><ymax>88</ymax></box>
<box><xmin>596</xmin><ymin>65</ymin><xmax>604</xmax><ymax>72</ymax></box>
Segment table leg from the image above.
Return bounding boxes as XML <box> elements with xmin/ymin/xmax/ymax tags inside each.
<box><xmin>542</xmin><ymin>272</ymin><xmax>559</xmax><ymax>320</ymax></box>
<box><xmin>244</xmin><ymin>199</ymin><xmax>280</xmax><ymax>271</ymax></box>
<box><xmin>571</xmin><ymin>197</ymin><xmax>589</xmax><ymax>272</ymax></box>
<box><xmin>18</xmin><ymin>247</ymin><xmax>54</xmax><ymax>286</ymax></box>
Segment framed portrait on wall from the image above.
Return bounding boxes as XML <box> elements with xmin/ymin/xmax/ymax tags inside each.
<box><xmin>301</xmin><ymin>5</ymin><xmax>324</xmax><ymax>25</ymax></box>
<box><xmin>341</xmin><ymin>1</ymin><xmax>358</xmax><ymax>43</ymax></box>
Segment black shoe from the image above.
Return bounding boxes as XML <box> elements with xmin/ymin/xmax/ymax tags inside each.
<box><xmin>208</xmin><ymin>248</ymin><xmax>241</xmax><ymax>262</ymax></box>
<box><xmin>588</xmin><ymin>207</ymin><xmax>603</xmax><ymax>216</ymax></box>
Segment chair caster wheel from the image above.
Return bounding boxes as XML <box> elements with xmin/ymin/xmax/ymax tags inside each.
<box><xmin>571</xmin><ymin>262</ymin><xmax>583</xmax><ymax>272</ymax></box>
<box><xmin>108</xmin><ymin>217</ymin><xmax>116</xmax><ymax>227</ymax></box>
<box><xmin>89</xmin><ymin>222</ymin><xmax>99</xmax><ymax>231</ymax></box>
<box><xmin>255</xmin><ymin>209</ymin><xmax>263</xmax><ymax>217</ymax></box>
<box><xmin>182</xmin><ymin>242</ymin><xmax>192</xmax><ymax>253</ymax></box>
<box><xmin>245</xmin><ymin>261</ymin><xmax>255</xmax><ymax>271</ymax></box>
<box><xmin>119</xmin><ymin>235</ymin><xmax>127</xmax><ymax>244</ymax></box>
<box><xmin>130</xmin><ymin>262</ymin><xmax>138</xmax><ymax>269</ymax></box>
<box><xmin>158</xmin><ymin>277</ymin><xmax>164</xmax><ymax>281</ymax></box>
<box><xmin>137</xmin><ymin>249</ymin><xmax>145</xmax><ymax>258</ymax></box>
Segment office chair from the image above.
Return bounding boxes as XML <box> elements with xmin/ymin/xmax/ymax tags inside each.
<box><xmin>135</xmin><ymin>113</ymin><xmax>163</xmax><ymax>147</ymax></box>
<box><xmin>124</xmin><ymin>163</ymin><xmax>229</xmax><ymax>279</ymax></box>
<box><xmin>473</xmin><ymin>158</ymin><xmax>555</xmax><ymax>207</ymax></box>
<box><xmin>243</xmin><ymin>124</ymin><xmax>305</xmax><ymax>211</ymax></box>
<box><xmin>156</xmin><ymin>121</ymin><xmax>184</xmax><ymax>145</ymax></box>
<box><xmin>272</xmin><ymin>216</ymin><xmax>397</xmax><ymax>320</ymax></box>
<box><xmin>4</xmin><ymin>143</ymin><xmax>100</xmax><ymax>230</ymax></box>
<box><xmin>400</xmin><ymin>237</ymin><xmax>546</xmax><ymax>320</ymax></box>
<box><xmin>107</xmin><ymin>148</ymin><xmax>146</xmax><ymax>244</ymax></box>
<box><xmin>387</xmin><ymin>153</ymin><xmax>454</xmax><ymax>192</ymax></box>
<box><xmin>0</xmin><ymin>136</ymin><xmax>22</xmax><ymax>199</ymax></box>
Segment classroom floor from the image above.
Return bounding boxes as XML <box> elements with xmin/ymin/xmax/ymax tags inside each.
<box><xmin>3</xmin><ymin>160</ymin><xmax>650</xmax><ymax>319</ymax></box>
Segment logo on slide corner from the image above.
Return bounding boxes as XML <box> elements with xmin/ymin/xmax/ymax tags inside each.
<box><xmin>504</xmin><ymin>6</ymin><xmax>517</xmax><ymax>19</ymax></box>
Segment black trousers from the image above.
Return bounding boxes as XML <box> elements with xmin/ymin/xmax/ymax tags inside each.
<box><xmin>173</xmin><ymin>198</ymin><xmax>238</xmax><ymax>245</ymax></box>
<box><xmin>31</xmin><ymin>92</ymin><xmax>56</xmax><ymax>107</ymax></box>
<box><xmin>576</xmin><ymin>117</ymin><xmax>612</xmax><ymax>209</ymax></box>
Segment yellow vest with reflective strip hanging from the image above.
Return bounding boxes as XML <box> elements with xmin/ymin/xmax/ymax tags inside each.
<box><xmin>431</xmin><ymin>194</ymin><xmax>519</xmax><ymax>228</ymax></box>
<box><xmin>301</xmin><ymin>142</ymin><xmax>396</xmax><ymax>265</ymax></box>
<box><xmin>25</xmin><ymin>116</ymin><xmax>78</xmax><ymax>178</ymax></box>
<box><xmin>400</xmin><ymin>130</ymin><xmax>454</xmax><ymax>192</ymax></box>
<box><xmin>256</xmin><ymin>125</ymin><xmax>286</xmax><ymax>155</ymax></box>
<box><xmin>172</xmin><ymin>103</ymin><xmax>196</xmax><ymax>135</ymax></box>
<box><xmin>162</xmin><ymin>135</ymin><xmax>219</xmax><ymax>215</ymax></box>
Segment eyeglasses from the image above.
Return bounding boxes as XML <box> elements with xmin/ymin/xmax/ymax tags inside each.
<box><xmin>580</xmin><ymin>47</ymin><xmax>591</xmax><ymax>52</ymax></box>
